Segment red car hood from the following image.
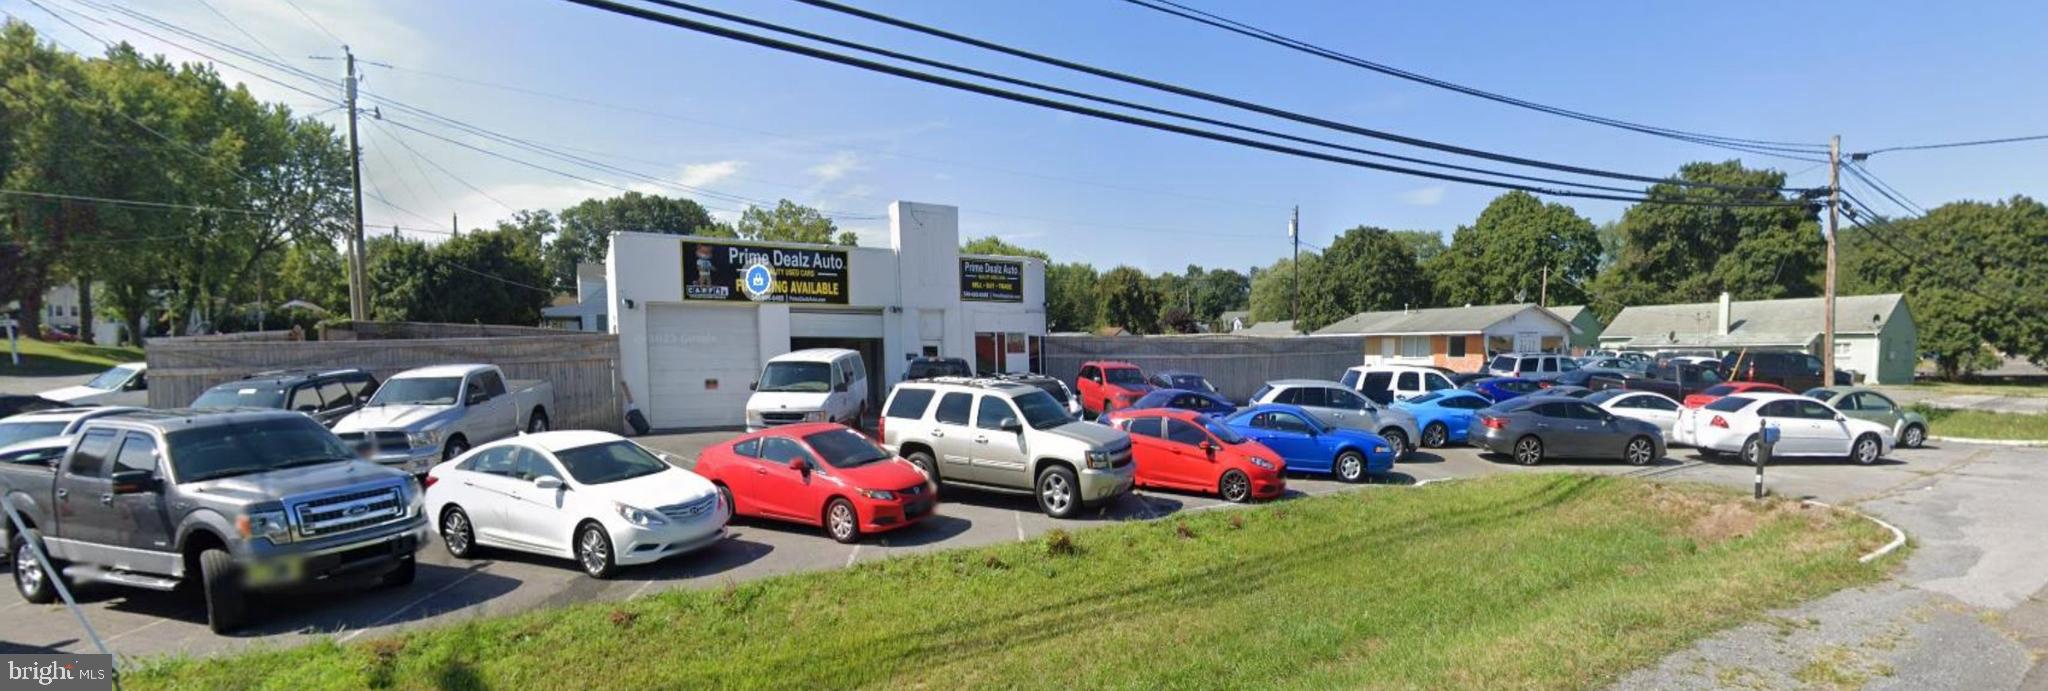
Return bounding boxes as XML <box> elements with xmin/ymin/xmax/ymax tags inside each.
<box><xmin>836</xmin><ymin>458</ymin><xmax>930</xmax><ymax>491</ymax></box>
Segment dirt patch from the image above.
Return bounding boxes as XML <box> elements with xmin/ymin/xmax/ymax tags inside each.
<box><xmin>1636</xmin><ymin>484</ymin><xmax>1851</xmax><ymax>551</ymax></box>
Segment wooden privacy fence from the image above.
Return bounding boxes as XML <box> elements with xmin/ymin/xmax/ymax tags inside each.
<box><xmin>146</xmin><ymin>322</ymin><xmax>624</xmax><ymax>433</ymax></box>
<box><xmin>1042</xmin><ymin>335</ymin><xmax>1368</xmax><ymax>404</ymax></box>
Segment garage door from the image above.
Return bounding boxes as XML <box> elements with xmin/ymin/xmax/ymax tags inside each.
<box><xmin>648</xmin><ymin>304</ymin><xmax>759</xmax><ymax>428</ymax></box>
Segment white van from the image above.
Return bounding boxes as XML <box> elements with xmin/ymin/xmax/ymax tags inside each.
<box><xmin>745</xmin><ymin>348</ymin><xmax>869</xmax><ymax>432</ymax></box>
<box><xmin>1341</xmin><ymin>365</ymin><xmax>1456</xmax><ymax>405</ymax></box>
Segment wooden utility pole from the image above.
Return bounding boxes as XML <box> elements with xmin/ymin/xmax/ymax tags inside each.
<box><xmin>1823</xmin><ymin>135</ymin><xmax>1840</xmax><ymax>383</ymax></box>
<box><xmin>1289</xmin><ymin>206</ymin><xmax>1299</xmax><ymax>327</ymax></box>
<box><xmin>344</xmin><ymin>47</ymin><xmax>368</xmax><ymax>321</ymax></box>
<box><xmin>1539</xmin><ymin>266</ymin><xmax>1549</xmax><ymax>307</ymax></box>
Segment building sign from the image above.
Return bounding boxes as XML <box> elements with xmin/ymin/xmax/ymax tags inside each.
<box><xmin>683</xmin><ymin>241</ymin><xmax>849</xmax><ymax>304</ymax></box>
<box><xmin>959</xmin><ymin>258</ymin><xmax>1023</xmax><ymax>303</ymax></box>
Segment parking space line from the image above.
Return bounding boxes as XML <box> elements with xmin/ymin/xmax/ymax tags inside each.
<box><xmin>628</xmin><ymin>578</ymin><xmax>657</xmax><ymax>601</ymax></box>
<box><xmin>100</xmin><ymin>610</ymin><xmax>194</xmax><ymax>644</ymax></box>
<box><xmin>1013</xmin><ymin>511</ymin><xmax>1025</xmax><ymax>540</ymax></box>
<box><xmin>844</xmin><ymin>544</ymin><xmax>861</xmax><ymax>567</ymax></box>
<box><xmin>338</xmin><ymin>563</ymin><xmax>491</xmax><ymax>643</ymax></box>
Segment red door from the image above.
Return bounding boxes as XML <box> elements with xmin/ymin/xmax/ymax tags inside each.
<box><xmin>1121</xmin><ymin>416</ymin><xmax>1170</xmax><ymax>489</ymax></box>
<box><xmin>1160</xmin><ymin>418</ymin><xmax>1216</xmax><ymax>491</ymax></box>
<box><xmin>755</xmin><ymin>437</ymin><xmax>826</xmax><ymax>523</ymax></box>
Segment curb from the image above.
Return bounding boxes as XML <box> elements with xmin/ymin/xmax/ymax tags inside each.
<box><xmin>1928</xmin><ymin>435</ymin><xmax>2048</xmax><ymax>448</ymax></box>
<box><xmin>1802</xmin><ymin>499</ymin><xmax>1908</xmax><ymax>564</ymax></box>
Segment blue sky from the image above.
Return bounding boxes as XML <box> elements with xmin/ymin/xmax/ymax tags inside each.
<box><xmin>8</xmin><ymin>0</ymin><xmax>2045</xmax><ymax>273</ymax></box>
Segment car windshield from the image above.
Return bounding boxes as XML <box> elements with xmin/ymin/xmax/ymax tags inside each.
<box><xmin>1407</xmin><ymin>392</ymin><xmax>1443</xmax><ymax>405</ymax></box>
<box><xmin>553</xmin><ymin>441</ymin><xmax>670</xmax><ymax>485</ymax></box>
<box><xmin>1105</xmin><ymin>368</ymin><xmax>1145</xmax><ymax>386</ymax></box>
<box><xmin>758</xmin><ymin>362</ymin><xmax>833</xmax><ymax>393</ymax></box>
<box><xmin>804</xmin><ymin>429</ymin><xmax>893</xmax><ymax>469</ymax></box>
<box><xmin>370</xmin><ymin>377</ymin><xmax>462</xmax><ymax>406</ymax></box>
<box><xmin>192</xmin><ymin>386</ymin><xmax>287</xmax><ymax>409</ymax></box>
<box><xmin>85</xmin><ymin>365</ymin><xmax>137</xmax><ymax>390</ymax></box>
<box><xmin>1704</xmin><ymin>396</ymin><xmax>1755</xmax><ymax>413</ymax></box>
<box><xmin>907</xmin><ymin>360</ymin><xmax>971</xmax><ymax>379</ymax></box>
<box><xmin>1173</xmin><ymin>375</ymin><xmax>1216</xmax><ymax>392</ymax></box>
<box><xmin>1013</xmin><ymin>390</ymin><xmax>1072</xmax><ymax>430</ymax></box>
<box><xmin>168</xmin><ymin>416</ymin><xmax>357</xmax><ymax>482</ymax></box>
<box><xmin>1701</xmin><ymin>385</ymin><xmax>1735</xmax><ymax>396</ymax></box>
<box><xmin>1804</xmin><ymin>388</ymin><xmax>1837</xmax><ymax>399</ymax></box>
<box><xmin>1204</xmin><ymin>418</ymin><xmax>1247</xmax><ymax>444</ymax></box>
<box><xmin>0</xmin><ymin>421</ymin><xmax>67</xmax><ymax>449</ymax></box>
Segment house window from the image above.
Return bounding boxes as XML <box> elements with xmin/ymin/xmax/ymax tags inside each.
<box><xmin>1399</xmin><ymin>336</ymin><xmax>1430</xmax><ymax>358</ymax></box>
<box><xmin>1448</xmin><ymin>336</ymin><xmax>1467</xmax><ymax>358</ymax></box>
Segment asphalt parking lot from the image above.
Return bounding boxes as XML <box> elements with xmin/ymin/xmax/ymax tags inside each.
<box><xmin>0</xmin><ymin>431</ymin><xmax>2034</xmax><ymax>666</ymax></box>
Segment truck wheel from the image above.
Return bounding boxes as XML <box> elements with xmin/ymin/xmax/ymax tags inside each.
<box><xmin>443</xmin><ymin>437</ymin><xmax>470</xmax><ymax>461</ymax></box>
<box><xmin>199</xmin><ymin>548</ymin><xmax>247</xmax><ymax>634</ymax></box>
<box><xmin>527</xmin><ymin>409</ymin><xmax>550</xmax><ymax>434</ymax></box>
<box><xmin>11</xmin><ymin>532</ymin><xmax>56</xmax><ymax>604</ymax></box>
<box><xmin>379</xmin><ymin>556</ymin><xmax>416</xmax><ymax>588</ymax></box>
<box><xmin>905</xmin><ymin>449</ymin><xmax>940</xmax><ymax>483</ymax></box>
<box><xmin>1036</xmin><ymin>466</ymin><xmax>1081</xmax><ymax>519</ymax></box>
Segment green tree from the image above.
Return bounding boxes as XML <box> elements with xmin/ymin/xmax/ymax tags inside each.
<box><xmin>1046</xmin><ymin>262</ymin><xmax>1098</xmax><ymax>332</ymax></box>
<box><xmin>368</xmin><ymin>228</ymin><xmax>549</xmax><ymax>325</ymax></box>
<box><xmin>1248</xmin><ymin>254</ymin><xmax>1317</xmax><ymax>325</ymax></box>
<box><xmin>1095</xmin><ymin>266</ymin><xmax>1159</xmax><ymax>334</ymax></box>
<box><xmin>735</xmin><ymin>199</ymin><xmax>856</xmax><ymax>246</ymax></box>
<box><xmin>543</xmin><ymin>192</ymin><xmax>715</xmax><ymax>291</ymax></box>
<box><xmin>277</xmin><ymin>239</ymin><xmax>348</xmax><ymax>314</ymax></box>
<box><xmin>1390</xmin><ymin>230</ymin><xmax>1447</xmax><ymax>264</ymax></box>
<box><xmin>960</xmin><ymin>235</ymin><xmax>1048</xmax><ymax>260</ymax></box>
<box><xmin>1847</xmin><ymin>196</ymin><xmax>2048</xmax><ymax>378</ymax></box>
<box><xmin>1298</xmin><ymin>226</ymin><xmax>1432</xmax><ymax>332</ymax></box>
<box><xmin>1591</xmin><ymin>161</ymin><xmax>1821</xmax><ymax>320</ymax></box>
<box><xmin>1190</xmin><ymin>266</ymin><xmax>1250</xmax><ymax>325</ymax></box>
<box><xmin>1426</xmin><ymin>191</ymin><xmax>1601</xmax><ymax>310</ymax></box>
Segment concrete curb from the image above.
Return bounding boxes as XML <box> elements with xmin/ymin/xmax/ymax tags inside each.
<box><xmin>1802</xmin><ymin>499</ymin><xmax>1908</xmax><ymax>564</ymax></box>
<box><xmin>1928</xmin><ymin>435</ymin><xmax>2048</xmax><ymax>448</ymax></box>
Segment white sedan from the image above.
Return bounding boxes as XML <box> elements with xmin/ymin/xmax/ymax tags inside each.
<box><xmin>1584</xmin><ymin>390</ymin><xmax>1684</xmax><ymax>441</ymax></box>
<box><xmin>1673</xmin><ymin>392</ymin><xmax>1893</xmax><ymax>465</ymax></box>
<box><xmin>424</xmin><ymin>431</ymin><xmax>728</xmax><ymax>578</ymax></box>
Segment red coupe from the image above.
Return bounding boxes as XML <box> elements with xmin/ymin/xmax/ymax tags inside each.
<box><xmin>1681</xmin><ymin>381</ymin><xmax>1793</xmax><ymax>408</ymax></box>
<box><xmin>693</xmin><ymin>423</ymin><xmax>936</xmax><ymax>543</ymax></box>
<box><xmin>1106</xmin><ymin>408</ymin><xmax>1286</xmax><ymax>503</ymax></box>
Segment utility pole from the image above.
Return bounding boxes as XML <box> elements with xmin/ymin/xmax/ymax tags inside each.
<box><xmin>452</xmin><ymin>212</ymin><xmax>459</xmax><ymax>237</ymax></box>
<box><xmin>1289</xmin><ymin>206</ymin><xmax>1299</xmax><ymax>327</ymax></box>
<box><xmin>1823</xmin><ymin>135</ymin><xmax>1840</xmax><ymax>383</ymax></box>
<box><xmin>344</xmin><ymin>47</ymin><xmax>369</xmax><ymax>321</ymax></box>
<box><xmin>1539</xmin><ymin>266</ymin><xmax>1549</xmax><ymax>307</ymax></box>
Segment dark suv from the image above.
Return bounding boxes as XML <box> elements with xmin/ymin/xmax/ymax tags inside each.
<box><xmin>190</xmin><ymin>368</ymin><xmax>381</xmax><ymax>427</ymax></box>
<box><xmin>1720</xmin><ymin>351</ymin><xmax>1855</xmax><ymax>391</ymax></box>
<box><xmin>903</xmin><ymin>357</ymin><xmax>974</xmax><ymax>381</ymax></box>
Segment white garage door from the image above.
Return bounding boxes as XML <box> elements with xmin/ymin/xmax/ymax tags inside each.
<box><xmin>648</xmin><ymin>304</ymin><xmax>759</xmax><ymax>428</ymax></box>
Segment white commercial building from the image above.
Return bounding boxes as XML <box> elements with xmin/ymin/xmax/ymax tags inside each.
<box><xmin>607</xmin><ymin>201</ymin><xmax>1047</xmax><ymax>429</ymax></box>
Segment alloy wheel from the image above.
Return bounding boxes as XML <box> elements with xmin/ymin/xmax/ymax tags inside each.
<box><xmin>829</xmin><ymin>503</ymin><xmax>856</xmax><ymax>541</ymax></box>
<box><xmin>579</xmin><ymin>527</ymin><xmax>609</xmax><ymax>576</ymax></box>
<box><xmin>1040</xmin><ymin>473</ymin><xmax>1073</xmax><ymax>514</ymax></box>
<box><xmin>1903</xmin><ymin>426</ymin><xmax>1925</xmax><ymax>448</ymax></box>
<box><xmin>1384</xmin><ymin>431</ymin><xmax>1408</xmax><ymax>459</ymax></box>
<box><xmin>1515</xmin><ymin>438</ymin><xmax>1542</xmax><ymax>465</ymax></box>
<box><xmin>1626</xmin><ymin>438</ymin><xmax>1654</xmax><ymax>465</ymax></box>
<box><xmin>14</xmin><ymin>543</ymin><xmax>43</xmax><ymax>597</ymax></box>
<box><xmin>1220</xmin><ymin>471</ymin><xmax>1250</xmax><ymax>502</ymax></box>
<box><xmin>1856</xmin><ymin>438</ymin><xmax>1880</xmax><ymax>465</ymax></box>
<box><xmin>1423</xmin><ymin>424</ymin><xmax>1446</xmax><ymax>448</ymax></box>
<box><xmin>442</xmin><ymin>510</ymin><xmax>471</xmax><ymax>555</ymax></box>
<box><xmin>1339</xmin><ymin>455</ymin><xmax>1363</xmax><ymax>480</ymax></box>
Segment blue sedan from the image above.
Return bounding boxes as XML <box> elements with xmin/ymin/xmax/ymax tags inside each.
<box><xmin>1464</xmin><ymin>376</ymin><xmax>1543</xmax><ymax>403</ymax></box>
<box><xmin>1222</xmin><ymin>404</ymin><xmax>1394</xmax><ymax>483</ymax></box>
<box><xmin>1391</xmin><ymin>390</ymin><xmax>1494</xmax><ymax>448</ymax></box>
<box><xmin>1129</xmin><ymin>388</ymin><xmax>1237</xmax><ymax>417</ymax></box>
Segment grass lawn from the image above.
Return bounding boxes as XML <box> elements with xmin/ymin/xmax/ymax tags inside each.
<box><xmin>129</xmin><ymin>475</ymin><xmax>1896</xmax><ymax>690</ymax></box>
<box><xmin>1912</xmin><ymin>405</ymin><xmax>2048</xmax><ymax>441</ymax></box>
<box><xmin>0</xmin><ymin>338</ymin><xmax>143</xmax><ymax>376</ymax></box>
<box><xmin>1901</xmin><ymin>381</ymin><xmax>2048</xmax><ymax>399</ymax></box>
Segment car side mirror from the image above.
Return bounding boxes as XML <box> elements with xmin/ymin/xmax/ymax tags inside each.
<box><xmin>466</xmin><ymin>391</ymin><xmax>487</xmax><ymax>406</ymax></box>
<box><xmin>1835</xmin><ymin>414</ymin><xmax>1846</xmax><ymax>422</ymax></box>
<box><xmin>749</xmin><ymin>382</ymin><xmax>758</xmax><ymax>391</ymax></box>
<box><xmin>111</xmin><ymin>470</ymin><xmax>158</xmax><ymax>494</ymax></box>
<box><xmin>1000</xmin><ymin>417</ymin><xmax>1023</xmax><ymax>433</ymax></box>
<box><xmin>1199</xmin><ymin>440</ymin><xmax>1216</xmax><ymax>458</ymax></box>
<box><xmin>533</xmin><ymin>476</ymin><xmax>565</xmax><ymax>491</ymax></box>
<box><xmin>788</xmin><ymin>457</ymin><xmax>809</xmax><ymax>473</ymax></box>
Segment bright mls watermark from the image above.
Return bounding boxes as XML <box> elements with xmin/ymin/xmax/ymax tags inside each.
<box><xmin>1</xmin><ymin>655</ymin><xmax>113</xmax><ymax>690</ymax></box>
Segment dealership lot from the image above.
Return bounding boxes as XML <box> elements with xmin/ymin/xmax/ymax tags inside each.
<box><xmin>2</xmin><ymin>431</ymin><xmax>2027</xmax><ymax>662</ymax></box>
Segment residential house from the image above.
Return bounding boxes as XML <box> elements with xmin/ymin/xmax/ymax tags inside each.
<box><xmin>1217</xmin><ymin>310</ymin><xmax>1251</xmax><ymax>332</ymax></box>
<box><xmin>1598</xmin><ymin>292</ymin><xmax>1916</xmax><ymax>384</ymax></box>
<box><xmin>1313</xmin><ymin>303</ymin><xmax>1577</xmax><ymax>371</ymax></box>
<box><xmin>540</xmin><ymin>262</ymin><xmax>610</xmax><ymax>332</ymax></box>
<box><xmin>1236</xmin><ymin>319</ymin><xmax>1299</xmax><ymax>337</ymax></box>
<box><xmin>1548</xmin><ymin>305</ymin><xmax>1605</xmax><ymax>354</ymax></box>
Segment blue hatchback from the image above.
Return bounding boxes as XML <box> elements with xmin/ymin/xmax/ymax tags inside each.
<box><xmin>1129</xmin><ymin>388</ymin><xmax>1237</xmax><ymax>417</ymax></box>
<box><xmin>1391</xmin><ymin>390</ymin><xmax>1493</xmax><ymax>447</ymax></box>
<box><xmin>1465</xmin><ymin>376</ymin><xmax>1543</xmax><ymax>403</ymax></box>
<box><xmin>1222</xmin><ymin>404</ymin><xmax>1394</xmax><ymax>482</ymax></box>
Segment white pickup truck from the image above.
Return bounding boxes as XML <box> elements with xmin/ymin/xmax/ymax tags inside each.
<box><xmin>331</xmin><ymin>364</ymin><xmax>553</xmax><ymax>474</ymax></box>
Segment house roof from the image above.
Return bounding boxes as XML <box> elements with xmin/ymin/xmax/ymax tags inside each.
<box><xmin>1236</xmin><ymin>320</ymin><xmax>1298</xmax><ymax>337</ymax></box>
<box><xmin>1312</xmin><ymin>303</ymin><xmax>1573</xmax><ymax>337</ymax></box>
<box><xmin>1549</xmin><ymin>305</ymin><xmax>1588</xmax><ymax>323</ymax></box>
<box><xmin>1218</xmin><ymin>310</ymin><xmax>1251</xmax><ymax>323</ymax></box>
<box><xmin>1601</xmin><ymin>293</ymin><xmax>1906</xmax><ymax>349</ymax></box>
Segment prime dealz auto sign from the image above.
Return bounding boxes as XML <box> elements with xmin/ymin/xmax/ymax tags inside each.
<box><xmin>682</xmin><ymin>240</ymin><xmax>850</xmax><ymax>304</ymax></box>
<box><xmin>959</xmin><ymin>258</ymin><xmax>1024</xmax><ymax>303</ymax></box>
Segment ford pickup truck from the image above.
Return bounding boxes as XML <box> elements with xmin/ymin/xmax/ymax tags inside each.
<box><xmin>331</xmin><ymin>364</ymin><xmax>554</xmax><ymax>474</ymax></box>
<box><xmin>1621</xmin><ymin>362</ymin><xmax>1728</xmax><ymax>401</ymax></box>
<box><xmin>0</xmin><ymin>409</ymin><xmax>427</xmax><ymax>633</ymax></box>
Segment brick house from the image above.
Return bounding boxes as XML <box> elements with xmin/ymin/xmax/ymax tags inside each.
<box><xmin>1312</xmin><ymin>304</ymin><xmax>1579</xmax><ymax>372</ymax></box>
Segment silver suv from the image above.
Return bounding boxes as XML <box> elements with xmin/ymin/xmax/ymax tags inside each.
<box><xmin>879</xmin><ymin>378</ymin><xmax>1134</xmax><ymax>518</ymax></box>
<box><xmin>1250</xmin><ymin>379</ymin><xmax>1421</xmax><ymax>460</ymax></box>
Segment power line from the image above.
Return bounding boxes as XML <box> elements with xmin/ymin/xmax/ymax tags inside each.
<box><xmin>0</xmin><ymin>187</ymin><xmax>270</xmax><ymax>215</ymax></box>
<box><xmin>781</xmin><ymin>0</ymin><xmax>1815</xmax><ymax>191</ymax></box>
<box><xmin>280</xmin><ymin>0</ymin><xmax>344</xmax><ymax>46</ymax></box>
<box><xmin>17</xmin><ymin>0</ymin><xmax>108</xmax><ymax>48</ymax></box>
<box><xmin>368</xmin><ymin>119</ymin><xmax>518</xmax><ymax>213</ymax></box>
<box><xmin>1842</xmin><ymin>163</ymin><xmax>1924</xmax><ymax>217</ymax></box>
<box><xmin>1855</xmin><ymin>134</ymin><xmax>2048</xmax><ymax>157</ymax></box>
<box><xmin>194</xmin><ymin>0</ymin><xmax>285</xmax><ymax>65</ymax></box>
<box><xmin>1119</xmin><ymin>0</ymin><xmax>1829</xmax><ymax>157</ymax></box>
<box><xmin>560</xmin><ymin>0</ymin><xmax>1810</xmax><ymax>208</ymax></box>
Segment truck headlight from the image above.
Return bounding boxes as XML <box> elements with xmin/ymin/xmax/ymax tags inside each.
<box><xmin>1250</xmin><ymin>457</ymin><xmax>1277</xmax><ymax>471</ymax></box>
<box><xmin>856</xmin><ymin>488</ymin><xmax>895</xmax><ymax>500</ymax></box>
<box><xmin>1086</xmin><ymin>450</ymin><xmax>1113</xmax><ymax>469</ymax></box>
<box><xmin>408</xmin><ymin>429</ymin><xmax>442</xmax><ymax>450</ymax></box>
<box><xmin>802</xmin><ymin>411</ymin><xmax>828</xmax><ymax>422</ymax></box>
<box><xmin>616</xmin><ymin>503</ymin><xmax>668</xmax><ymax>527</ymax></box>
<box><xmin>239</xmin><ymin>510</ymin><xmax>293</xmax><ymax>544</ymax></box>
<box><xmin>405</xmin><ymin>478</ymin><xmax>426</xmax><ymax>517</ymax></box>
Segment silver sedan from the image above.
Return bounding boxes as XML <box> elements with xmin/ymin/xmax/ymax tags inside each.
<box><xmin>1467</xmin><ymin>397</ymin><xmax>1666</xmax><ymax>466</ymax></box>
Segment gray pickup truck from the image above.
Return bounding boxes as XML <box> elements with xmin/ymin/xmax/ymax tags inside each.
<box><xmin>0</xmin><ymin>409</ymin><xmax>427</xmax><ymax>633</ymax></box>
<box><xmin>332</xmin><ymin>364</ymin><xmax>555</xmax><ymax>475</ymax></box>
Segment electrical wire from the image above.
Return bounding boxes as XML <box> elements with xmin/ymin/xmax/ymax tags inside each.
<box><xmin>281</xmin><ymin>0</ymin><xmax>345</xmax><ymax>46</ymax></box>
<box><xmin>1856</xmin><ymin>134</ymin><xmax>2048</xmax><ymax>157</ymax></box>
<box><xmin>1119</xmin><ymin>0</ymin><xmax>1829</xmax><ymax>157</ymax></box>
<box><xmin>1843</xmin><ymin>163</ymin><xmax>1925</xmax><ymax>217</ymax></box>
<box><xmin>367</xmin><ymin>118</ymin><xmax>516</xmax><ymax>213</ymax></box>
<box><xmin>780</xmin><ymin>0</ymin><xmax>1817</xmax><ymax>191</ymax></box>
<box><xmin>562</xmin><ymin>0</ymin><xmax>1810</xmax><ymax>208</ymax></box>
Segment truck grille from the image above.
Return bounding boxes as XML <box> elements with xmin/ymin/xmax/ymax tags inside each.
<box><xmin>759</xmin><ymin>412</ymin><xmax>808</xmax><ymax>426</ymax></box>
<box><xmin>291</xmin><ymin>484</ymin><xmax>406</xmax><ymax>539</ymax></box>
<box><xmin>657</xmin><ymin>494</ymin><xmax>718</xmax><ymax>521</ymax></box>
<box><xmin>337</xmin><ymin>431</ymin><xmax>409</xmax><ymax>453</ymax></box>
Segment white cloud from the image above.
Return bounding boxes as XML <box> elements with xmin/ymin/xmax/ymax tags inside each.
<box><xmin>807</xmin><ymin>151</ymin><xmax>865</xmax><ymax>181</ymax></box>
<box><xmin>1401</xmin><ymin>186</ymin><xmax>1446</xmax><ymax>206</ymax></box>
<box><xmin>677</xmin><ymin>160</ymin><xmax>744</xmax><ymax>187</ymax></box>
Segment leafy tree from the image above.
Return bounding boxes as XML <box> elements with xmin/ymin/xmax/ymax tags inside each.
<box><xmin>1046</xmin><ymin>262</ymin><xmax>1098</xmax><ymax>332</ymax></box>
<box><xmin>543</xmin><ymin>193</ymin><xmax>715</xmax><ymax>291</ymax></box>
<box><xmin>277</xmin><ymin>239</ymin><xmax>348</xmax><ymax>314</ymax></box>
<box><xmin>1296</xmin><ymin>226</ymin><xmax>1432</xmax><ymax>332</ymax></box>
<box><xmin>734</xmin><ymin>199</ymin><xmax>856</xmax><ymax>246</ymax></box>
<box><xmin>1426</xmin><ymin>191</ymin><xmax>1601</xmax><ymax>310</ymax></box>
<box><xmin>961</xmin><ymin>235</ymin><xmax>1048</xmax><ymax>260</ymax></box>
<box><xmin>1591</xmin><ymin>161</ymin><xmax>1821</xmax><ymax>320</ymax></box>
<box><xmin>1390</xmin><ymin>230</ymin><xmax>1447</xmax><ymax>264</ymax></box>
<box><xmin>1160</xmin><ymin>305</ymin><xmax>1198</xmax><ymax>334</ymax></box>
<box><xmin>368</xmin><ymin>228</ymin><xmax>548</xmax><ymax>325</ymax></box>
<box><xmin>1847</xmin><ymin>196</ymin><xmax>2048</xmax><ymax>379</ymax></box>
<box><xmin>1248</xmin><ymin>254</ymin><xmax>1318</xmax><ymax>325</ymax></box>
<box><xmin>1189</xmin><ymin>266</ymin><xmax>1250</xmax><ymax>325</ymax></box>
<box><xmin>1095</xmin><ymin>266</ymin><xmax>1159</xmax><ymax>334</ymax></box>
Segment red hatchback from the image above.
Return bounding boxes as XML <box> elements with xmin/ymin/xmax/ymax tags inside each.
<box><xmin>694</xmin><ymin>423</ymin><xmax>936</xmax><ymax>543</ymax></box>
<box><xmin>1682</xmin><ymin>381</ymin><xmax>1794</xmax><ymax>408</ymax></box>
<box><xmin>1106</xmin><ymin>408</ymin><xmax>1286</xmax><ymax>503</ymax></box>
<box><xmin>1077</xmin><ymin>361</ymin><xmax>1152</xmax><ymax>418</ymax></box>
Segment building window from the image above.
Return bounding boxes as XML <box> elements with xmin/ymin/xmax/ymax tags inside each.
<box><xmin>1028</xmin><ymin>335</ymin><xmax>1042</xmax><ymax>374</ymax></box>
<box><xmin>1399</xmin><ymin>336</ymin><xmax>1430</xmax><ymax>358</ymax></box>
<box><xmin>70</xmin><ymin>306</ymin><xmax>78</xmax><ymax>317</ymax></box>
<box><xmin>1448</xmin><ymin>336</ymin><xmax>1467</xmax><ymax>358</ymax></box>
